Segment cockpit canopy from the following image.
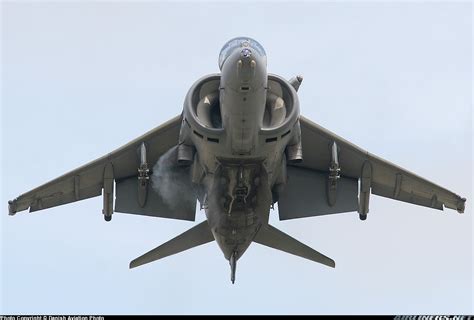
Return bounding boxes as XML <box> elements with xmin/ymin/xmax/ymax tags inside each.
<box><xmin>218</xmin><ymin>37</ymin><xmax>267</xmax><ymax>70</ymax></box>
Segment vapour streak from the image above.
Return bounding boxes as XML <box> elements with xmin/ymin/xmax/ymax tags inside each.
<box><xmin>151</xmin><ymin>146</ymin><xmax>194</xmax><ymax>211</ymax></box>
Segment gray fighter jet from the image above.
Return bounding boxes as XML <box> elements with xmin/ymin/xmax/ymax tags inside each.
<box><xmin>8</xmin><ymin>37</ymin><xmax>466</xmax><ymax>283</ymax></box>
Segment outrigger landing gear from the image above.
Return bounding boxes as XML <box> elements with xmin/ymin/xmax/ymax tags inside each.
<box><xmin>230</xmin><ymin>251</ymin><xmax>237</xmax><ymax>284</ymax></box>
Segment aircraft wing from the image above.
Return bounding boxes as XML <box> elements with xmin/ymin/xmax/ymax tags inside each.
<box><xmin>8</xmin><ymin>115</ymin><xmax>196</xmax><ymax>220</ymax></box>
<box><xmin>279</xmin><ymin>116</ymin><xmax>466</xmax><ymax>220</ymax></box>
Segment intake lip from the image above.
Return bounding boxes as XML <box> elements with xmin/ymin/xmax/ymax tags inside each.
<box><xmin>183</xmin><ymin>73</ymin><xmax>225</xmax><ymax>137</ymax></box>
<box><xmin>259</xmin><ymin>73</ymin><xmax>300</xmax><ymax>137</ymax></box>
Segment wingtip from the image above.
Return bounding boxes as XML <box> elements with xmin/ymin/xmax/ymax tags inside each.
<box><xmin>8</xmin><ymin>200</ymin><xmax>17</xmax><ymax>216</ymax></box>
<box><xmin>457</xmin><ymin>197</ymin><xmax>466</xmax><ymax>214</ymax></box>
<box><xmin>325</xmin><ymin>258</ymin><xmax>336</xmax><ymax>268</ymax></box>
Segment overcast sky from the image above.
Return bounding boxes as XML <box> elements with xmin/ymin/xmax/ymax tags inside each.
<box><xmin>1</xmin><ymin>1</ymin><xmax>472</xmax><ymax>315</ymax></box>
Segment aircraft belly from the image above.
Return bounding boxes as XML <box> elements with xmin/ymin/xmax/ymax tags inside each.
<box><xmin>210</xmin><ymin>211</ymin><xmax>260</xmax><ymax>260</ymax></box>
<box><xmin>230</xmin><ymin>121</ymin><xmax>256</xmax><ymax>155</ymax></box>
<box><xmin>203</xmin><ymin>160</ymin><xmax>272</xmax><ymax>261</ymax></box>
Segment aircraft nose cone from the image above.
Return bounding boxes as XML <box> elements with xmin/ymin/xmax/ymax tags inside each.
<box><xmin>240</xmin><ymin>48</ymin><xmax>252</xmax><ymax>59</ymax></box>
<box><xmin>237</xmin><ymin>50</ymin><xmax>256</xmax><ymax>82</ymax></box>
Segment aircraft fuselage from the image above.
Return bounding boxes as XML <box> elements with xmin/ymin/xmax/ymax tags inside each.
<box><xmin>178</xmin><ymin>38</ymin><xmax>303</xmax><ymax>273</ymax></box>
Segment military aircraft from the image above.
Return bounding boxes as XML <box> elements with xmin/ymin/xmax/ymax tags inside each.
<box><xmin>8</xmin><ymin>37</ymin><xmax>467</xmax><ymax>283</ymax></box>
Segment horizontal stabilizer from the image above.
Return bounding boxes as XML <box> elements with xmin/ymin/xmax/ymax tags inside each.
<box><xmin>130</xmin><ymin>220</ymin><xmax>214</xmax><ymax>269</ymax></box>
<box><xmin>253</xmin><ymin>224</ymin><xmax>335</xmax><ymax>268</ymax></box>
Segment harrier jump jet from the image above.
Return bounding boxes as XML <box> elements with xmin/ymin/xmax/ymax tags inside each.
<box><xmin>8</xmin><ymin>37</ymin><xmax>466</xmax><ymax>283</ymax></box>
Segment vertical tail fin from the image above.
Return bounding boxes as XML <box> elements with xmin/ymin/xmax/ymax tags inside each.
<box><xmin>130</xmin><ymin>220</ymin><xmax>214</xmax><ymax>269</ymax></box>
<box><xmin>253</xmin><ymin>224</ymin><xmax>335</xmax><ymax>268</ymax></box>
